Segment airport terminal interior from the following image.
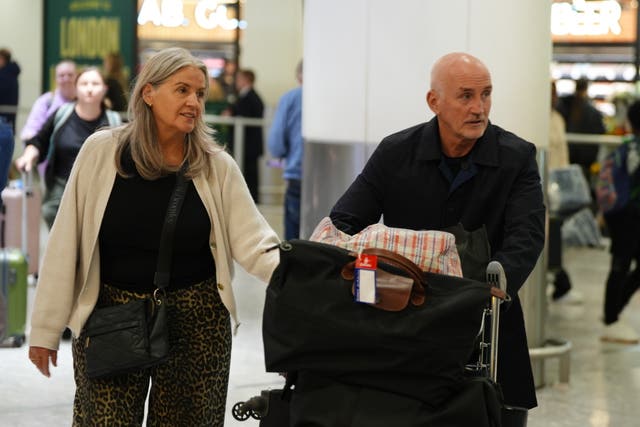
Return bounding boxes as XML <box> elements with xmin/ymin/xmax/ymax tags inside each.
<box><xmin>3</xmin><ymin>1</ymin><xmax>640</xmax><ymax>426</ymax></box>
<box><xmin>1</xmin><ymin>208</ymin><xmax>640</xmax><ymax>426</ymax></box>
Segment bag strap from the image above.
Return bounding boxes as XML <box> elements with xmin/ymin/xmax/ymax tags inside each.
<box><xmin>105</xmin><ymin>109</ymin><xmax>122</xmax><ymax>126</ymax></box>
<box><xmin>359</xmin><ymin>247</ymin><xmax>424</xmax><ymax>283</ymax></box>
<box><xmin>46</xmin><ymin>102</ymin><xmax>76</xmax><ymax>162</ymax></box>
<box><xmin>153</xmin><ymin>161</ymin><xmax>189</xmax><ymax>290</ymax></box>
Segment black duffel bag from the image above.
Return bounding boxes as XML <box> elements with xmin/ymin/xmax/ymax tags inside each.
<box><xmin>263</xmin><ymin>239</ymin><xmax>495</xmax><ymax>408</ymax></box>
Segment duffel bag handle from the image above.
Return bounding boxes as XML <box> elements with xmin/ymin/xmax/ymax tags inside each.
<box><xmin>360</xmin><ymin>247</ymin><xmax>424</xmax><ymax>283</ymax></box>
<box><xmin>342</xmin><ymin>247</ymin><xmax>426</xmax><ymax>310</ymax></box>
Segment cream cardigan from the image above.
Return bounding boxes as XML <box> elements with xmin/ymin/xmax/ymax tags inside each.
<box><xmin>29</xmin><ymin>128</ymin><xmax>280</xmax><ymax>351</ymax></box>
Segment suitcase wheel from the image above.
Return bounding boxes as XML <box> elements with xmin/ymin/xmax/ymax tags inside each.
<box><xmin>231</xmin><ymin>402</ymin><xmax>252</xmax><ymax>421</ymax></box>
<box><xmin>232</xmin><ymin>395</ymin><xmax>267</xmax><ymax>421</ymax></box>
<box><xmin>0</xmin><ymin>334</ymin><xmax>25</xmax><ymax>348</ymax></box>
<box><xmin>12</xmin><ymin>334</ymin><xmax>25</xmax><ymax>347</ymax></box>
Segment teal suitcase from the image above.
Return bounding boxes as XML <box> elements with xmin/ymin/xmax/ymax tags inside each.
<box><xmin>0</xmin><ymin>248</ymin><xmax>27</xmax><ymax>347</ymax></box>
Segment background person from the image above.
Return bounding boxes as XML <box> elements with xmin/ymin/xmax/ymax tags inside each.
<box><xmin>558</xmin><ymin>78</ymin><xmax>606</xmax><ymax>135</ymax></box>
<box><xmin>26</xmin><ymin>47</ymin><xmax>280</xmax><ymax>426</ymax></box>
<box><xmin>267</xmin><ymin>60</ymin><xmax>303</xmax><ymax>239</ymax></box>
<box><xmin>549</xmin><ymin>81</ymin><xmax>570</xmax><ymax>169</ymax></box>
<box><xmin>0</xmin><ymin>47</ymin><xmax>20</xmax><ymax>133</ymax></box>
<box><xmin>217</xmin><ymin>58</ymin><xmax>238</xmax><ymax>104</ymax></box>
<box><xmin>103</xmin><ymin>51</ymin><xmax>129</xmax><ymax>112</ymax></box>
<box><xmin>15</xmin><ymin>67</ymin><xmax>120</xmax><ymax>229</ymax></box>
<box><xmin>20</xmin><ymin>59</ymin><xmax>77</xmax><ymax>142</ymax></box>
<box><xmin>223</xmin><ymin>68</ymin><xmax>265</xmax><ymax>203</ymax></box>
<box><xmin>557</xmin><ymin>78</ymin><xmax>606</xmax><ymax>193</ymax></box>
<box><xmin>206</xmin><ymin>74</ymin><xmax>226</xmax><ymax>105</ymax></box>
<box><xmin>548</xmin><ymin>80</ymin><xmax>583</xmax><ymax>304</ymax></box>
<box><xmin>600</xmin><ymin>100</ymin><xmax>640</xmax><ymax>344</ymax></box>
<box><xmin>0</xmin><ymin>116</ymin><xmax>14</xmax><ymax>197</ymax></box>
<box><xmin>327</xmin><ymin>52</ymin><xmax>545</xmax><ymax>421</ymax></box>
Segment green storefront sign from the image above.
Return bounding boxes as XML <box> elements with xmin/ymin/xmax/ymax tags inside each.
<box><xmin>43</xmin><ymin>0</ymin><xmax>137</xmax><ymax>91</ymax></box>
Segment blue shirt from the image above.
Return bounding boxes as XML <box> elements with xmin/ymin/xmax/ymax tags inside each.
<box><xmin>0</xmin><ymin>116</ymin><xmax>14</xmax><ymax>194</ymax></box>
<box><xmin>267</xmin><ymin>86</ymin><xmax>302</xmax><ymax>180</ymax></box>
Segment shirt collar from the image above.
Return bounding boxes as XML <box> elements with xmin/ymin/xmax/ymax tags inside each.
<box><xmin>418</xmin><ymin>116</ymin><xmax>499</xmax><ymax>167</ymax></box>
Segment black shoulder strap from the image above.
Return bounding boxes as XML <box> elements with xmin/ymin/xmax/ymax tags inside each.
<box><xmin>154</xmin><ymin>162</ymin><xmax>189</xmax><ymax>289</ymax></box>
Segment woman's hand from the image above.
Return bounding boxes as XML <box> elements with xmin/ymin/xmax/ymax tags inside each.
<box><xmin>29</xmin><ymin>346</ymin><xmax>58</xmax><ymax>377</ymax></box>
<box><xmin>14</xmin><ymin>145</ymin><xmax>40</xmax><ymax>172</ymax></box>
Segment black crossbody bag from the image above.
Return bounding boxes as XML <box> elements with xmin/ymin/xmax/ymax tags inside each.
<box><xmin>83</xmin><ymin>163</ymin><xmax>189</xmax><ymax>379</ymax></box>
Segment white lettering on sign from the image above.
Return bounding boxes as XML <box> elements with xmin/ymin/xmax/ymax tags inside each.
<box><xmin>138</xmin><ymin>0</ymin><xmax>244</xmax><ymax>30</ymax></box>
<box><xmin>551</xmin><ymin>0</ymin><xmax>622</xmax><ymax>36</ymax></box>
<box><xmin>138</xmin><ymin>0</ymin><xmax>161</xmax><ymax>25</ymax></box>
<box><xmin>195</xmin><ymin>2</ymin><xmax>239</xmax><ymax>30</ymax></box>
<box><xmin>138</xmin><ymin>0</ymin><xmax>185</xmax><ymax>27</ymax></box>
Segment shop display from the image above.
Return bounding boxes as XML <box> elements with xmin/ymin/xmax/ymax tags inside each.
<box><xmin>551</xmin><ymin>0</ymin><xmax>639</xmax><ymax>133</ymax></box>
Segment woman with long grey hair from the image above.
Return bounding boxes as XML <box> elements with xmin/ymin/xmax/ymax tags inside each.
<box><xmin>27</xmin><ymin>47</ymin><xmax>280</xmax><ymax>426</ymax></box>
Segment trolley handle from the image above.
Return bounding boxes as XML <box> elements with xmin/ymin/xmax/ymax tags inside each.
<box><xmin>486</xmin><ymin>260</ymin><xmax>508</xmax><ymax>383</ymax></box>
<box><xmin>19</xmin><ymin>170</ymin><xmax>32</xmax><ymax>259</ymax></box>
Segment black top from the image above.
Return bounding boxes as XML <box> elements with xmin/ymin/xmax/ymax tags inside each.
<box><xmin>29</xmin><ymin>109</ymin><xmax>110</xmax><ymax>182</ymax></box>
<box><xmin>442</xmin><ymin>153</ymin><xmax>471</xmax><ymax>180</ymax></box>
<box><xmin>557</xmin><ymin>95</ymin><xmax>605</xmax><ymax>134</ymax></box>
<box><xmin>54</xmin><ymin>111</ymin><xmax>106</xmax><ymax>180</ymax></box>
<box><xmin>105</xmin><ymin>77</ymin><xmax>128</xmax><ymax>112</ymax></box>
<box><xmin>0</xmin><ymin>61</ymin><xmax>20</xmax><ymax>130</ymax></box>
<box><xmin>228</xmin><ymin>88</ymin><xmax>265</xmax><ymax>158</ymax></box>
<box><xmin>99</xmin><ymin>156</ymin><xmax>215</xmax><ymax>292</ymax></box>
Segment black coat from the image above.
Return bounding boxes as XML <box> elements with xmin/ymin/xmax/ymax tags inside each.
<box><xmin>229</xmin><ymin>87</ymin><xmax>264</xmax><ymax>159</ymax></box>
<box><xmin>330</xmin><ymin>117</ymin><xmax>545</xmax><ymax>409</ymax></box>
<box><xmin>105</xmin><ymin>77</ymin><xmax>128</xmax><ymax>112</ymax></box>
<box><xmin>0</xmin><ymin>61</ymin><xmax>20</xmax><ymax>130</ymax></box>
<box><xmin>557</xmin><ymin>95</ymin><xmax>605</xmax><ymax>134</ymax></box>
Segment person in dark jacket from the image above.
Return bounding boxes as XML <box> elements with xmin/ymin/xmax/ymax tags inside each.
<box><xmin>557</xmin><ymin>78</ymin><xmax>606</xmax><ymax>135</ymax></box>
<box><xmin>0</xmin><ymin>48</ymin><xmax>21</xmax><ymax>133</ymax></box>
<box><xmin>103</xmin><ymin>51</ymin><xmax>129</xmax><ymax>112</ymax></box>
<box><xmin>0</xmin><ymin>116</ymin><xmax>14</xmax><ymax>198</ymax></box>
<box><xmin>557</xmin><ymin>78</ymin><xmax>606</xmax><ymax>188</ymax></box>
<box><xmin>328</xmin><ymin>52</ymin><xmax>545</xmax><ymax>419</ymax></box>
<box><xmin>224</xmin><ymin>69</ymin><xmax>264</xmax><ymax>202</ymax></box>
<box><xmin>599</xmin><ymin>100</ymin><xmax>640</xmax><ymax>344</ymax></box>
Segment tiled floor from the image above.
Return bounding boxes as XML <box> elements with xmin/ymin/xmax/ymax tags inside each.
<box><xmin>529</xmin><ymin>243</ymin><xmax>640</xmax><ymax>427</ymax></box>
<box><xmin>1</xmin><ymin>204</ymin><xmax>640</xmax><ymax>426</ymax></box>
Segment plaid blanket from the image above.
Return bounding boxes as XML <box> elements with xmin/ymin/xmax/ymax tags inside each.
<box><xmin>310</xmin><ymin>217</ymin><xmax>462</xmax><ymax>277</ymax></box>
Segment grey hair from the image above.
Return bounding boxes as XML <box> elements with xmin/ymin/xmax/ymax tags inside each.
<box><xmin>115</xmin><ymin>47</ymin><xmax>220</xmax><ymax>180</ymax></box>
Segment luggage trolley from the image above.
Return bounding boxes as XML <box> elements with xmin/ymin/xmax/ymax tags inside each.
<box><xmin>233</xmin><ymin>242</ymin><xmax>526</xmax><ymax>427</ymax></box>
<box><xmin>465</xmin><ymin>261</ymin><xmax>528</xmax><ymax>426</ymax></box>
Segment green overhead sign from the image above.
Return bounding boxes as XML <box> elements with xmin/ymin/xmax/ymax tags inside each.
<box><xmin>43</xmin><ymin>0</ymin><xmax>137</xmax><ymax>91</ymax></box>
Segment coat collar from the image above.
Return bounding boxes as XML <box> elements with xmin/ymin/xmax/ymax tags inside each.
<box><xmin>417</xmin><ymin>117</ymin><xmax>500</xmax><ymax>167</ymax></box>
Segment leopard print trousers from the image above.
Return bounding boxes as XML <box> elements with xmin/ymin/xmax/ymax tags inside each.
<box><xmin>72</xmin><ymin>277</ymin><xmax>231</xmax><ymax>426</ymax></box>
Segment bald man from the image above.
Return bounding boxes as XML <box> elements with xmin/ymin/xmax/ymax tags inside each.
<box><xmin>326</xmin><ymin>53</ymin><xmax>544</xmax><ymax>418</ymax></box>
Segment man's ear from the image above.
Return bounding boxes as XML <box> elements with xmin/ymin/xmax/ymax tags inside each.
<box><xmin>426</xmin><ymin>90</ymin><xmax>438</xmax><ymax>114</ymax></box>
